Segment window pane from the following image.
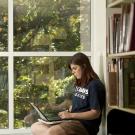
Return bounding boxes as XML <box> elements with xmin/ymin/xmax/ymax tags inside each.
<box><xmin>0</xmin><ymin>57</ymin><xmax>8</xmax><ymax>128</ymax></box>
<box><xmin>0</xmin><ymin>0</ymin><xmax>8</xmax><ymax>51</ymax></box>
<box><xmin>14</xmin><ymin>57</ymin><xmax>74</xmax><ymax>128</ymax></box>
<box><xmin>14</xmin><ymin>0</ymin><xmax>91</xmax><ymax>51</ymax></box>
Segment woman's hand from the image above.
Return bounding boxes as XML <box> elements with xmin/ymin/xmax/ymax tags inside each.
<box><xmin>58</xmin><ymin>110</ymin><xmax>72</xmax><ymax>119</ymax></box>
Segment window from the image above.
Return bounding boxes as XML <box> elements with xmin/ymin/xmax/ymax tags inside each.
<box><xmin>0</xmin><ymin>0</ymin><xmax>91</xmax><ymax>133</ymax></box>
<box><xmin>0</xmin><ymin>57</ymin><xmax>8</xmax><ymax>128</ymax></box>
<box><xmin>14</xmin><ymin>56</ymin><xmax>73</xmax><ymax>128</ymax></box>
<box><xmin>14</xmin><ymin>0</ymin><xmax>90</xmax><ymax>51</ymax></box>
<box><xmin>0</xmin><ymin>0</ymin><xmax>8</xmax><ymax>130</ymax></box>
<box><xmin>0</xmin><ymin>0</ymin><xmax>8</xmax><ymax>51</ymax></box>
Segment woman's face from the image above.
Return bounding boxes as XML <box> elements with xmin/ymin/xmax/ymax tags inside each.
<box><xmin>70</xmin><ymin>64</ymin><xmax>82</xmax><ymax>79</ymax></box>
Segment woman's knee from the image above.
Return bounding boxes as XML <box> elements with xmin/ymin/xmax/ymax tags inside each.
<box><xmin>46</xmin><ymin>125</ymin><xmax>66</xmax><ymax>135</ymax></box>
<box><xmin>31</xmin><ymin>122</ymin><xmax>50</xmax><ymax>135</ymax></box>
<box><xmin>31</xmin><ymin>122</ymin><xmax>39</xmax><ymax>134</ymax></box>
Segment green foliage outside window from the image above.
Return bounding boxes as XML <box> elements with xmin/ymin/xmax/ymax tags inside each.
<box><xmin>0</xmin><ymin>1</ymin><xmax>8</xmax><ymax>51</ymax></box>
<box><xmin>13</xmin><ymin>57</ymin><xmax>73</xmax><ymax>128</ymax></box>
<box><xmin>0</xmin><ymin>57</ymin><xmax>8</xmax><ymax>128</ymax></box>
<box><xmin>14</xmin><ymin>0</ymin><xmax>81</xmax><ymax>51</ymax></box>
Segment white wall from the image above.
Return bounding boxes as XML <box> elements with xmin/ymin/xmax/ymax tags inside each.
<box><xmin>92</xmin><ymin>0</ymin><xmax>106</xmax><ymax>135</ymax></box>
<box><xmin>92</xmin><ymin>0</ymin><xmax>106</xmax><ymax>82</ymax></box>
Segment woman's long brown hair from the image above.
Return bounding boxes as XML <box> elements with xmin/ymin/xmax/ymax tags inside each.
<box><xmin>68</xmin><ymin>52</ymin><xmax>99</xmax><ymax>87</ymax></box>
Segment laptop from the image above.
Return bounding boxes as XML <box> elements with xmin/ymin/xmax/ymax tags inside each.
<box><xmin>30</xmin><ymin>102</ymin><xmax>71</xmax><ymax>124</ymax></box>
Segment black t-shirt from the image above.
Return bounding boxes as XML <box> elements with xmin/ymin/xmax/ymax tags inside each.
<box><xmin>71</xmin><ymin>79</ymin><xmax>105</xmax><ymax>135</ymax></box>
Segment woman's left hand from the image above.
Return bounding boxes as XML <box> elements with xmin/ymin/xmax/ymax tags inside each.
<box><xmin>58</xmin><ymin>110</ymin><xmax>72</xmax><ymax>119</ymax></box>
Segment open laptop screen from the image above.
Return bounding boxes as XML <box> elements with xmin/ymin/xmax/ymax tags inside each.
<box><xmin>30</xmin><ymin>103</ymin><xmax>62</xmax><ymax>122</ymax></box>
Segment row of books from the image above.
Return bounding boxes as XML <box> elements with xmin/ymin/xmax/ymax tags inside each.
<box><xmin>107</xmin><ymin>2</ymin><xmax>135</xmax><ymax>54</ymax></box>
<box><xmin>108</xmin><ymin>58</ymin><xmax>135</xmax><ymax>108</ymax></box>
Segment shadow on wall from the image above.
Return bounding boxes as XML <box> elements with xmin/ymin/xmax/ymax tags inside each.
<box><xmin>96</xmin><ymin>54</ymin><xmax>106</xmax><ymax>135</ymax></box>
<box><xmin>99</xmin><ymin>54</ymin><xmax>104</xmax><ymax>82</ymax></box>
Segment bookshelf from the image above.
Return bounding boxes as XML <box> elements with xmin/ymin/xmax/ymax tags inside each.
<box><xmin>108</xmin><ymin>51</ymin><xmax>135</xmax><ymax>58</ymax></box>
<box><xmin>107</xmin><ymin>0</ymin><xmax>135</xmax><ymax>8</ymax></box>
<box><xmin>108</xmin><ymin>105</ymin><xmax>135</xmax><ymax>114</ymax></box>
<box><xmin>108</xmin><ymin>0</ymin><xmax>123</xmax><ymax>8</ymax></box>
<box><xmin>106</xmin><ymin>0</ymin><xmax>135</xmax><ymax>134</ymax></box>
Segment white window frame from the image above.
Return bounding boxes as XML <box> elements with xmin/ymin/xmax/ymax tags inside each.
<box><xmin>0</xmin><ymin>0</ymin><xmax>106</xmax><ymax>134</ymax></box>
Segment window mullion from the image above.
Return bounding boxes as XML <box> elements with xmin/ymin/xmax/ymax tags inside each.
<box><xmin>8</xmin><ymin>0</ymin><xmax>14</xmax><ymax>130</ymax></box>
<box><xmin>8</xmin><ymin>56</ymin><xmax>14</xmax><ymax>130</ymax></box>
<box><xmin>8</xmin><ymin>0</ymin><xmax>13</xmax><ymax>52</ymax></box>
<box><xmin>13</xmin><ymin>52</ymin><xmax>91</xmax><ymax>57</ymax></box>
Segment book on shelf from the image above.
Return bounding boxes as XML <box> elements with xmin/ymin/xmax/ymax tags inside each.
<box><xmin>118</xmin><ymin>4</ymin><xmax>129</xmax><ymax>53</ymax></box>
<box><xmin>123</xmin><ymin>58</ymin><xmax>135</xmax><ymax>108</ymax></box>
<box><xmin>124</xmin><ymin>2</ymin><xmax>135</xmax><ymax>52</ymax></box>
<box><xmin>107</xmin><ymin>13</ymin><xmax>121</xmax><ymax>54</ymax></box>
<box><xmin>108</xmin><ymin>58</ymin><xmax>135</xmax><ymax>108</ymax></box>
<box><xmin>128</xmin><ymin>73</ymin><xmax>135</xmax><ymax>107</ymax></box>
<box><xmin>118</xmin><ymin>58</ymin><xmax>124</xmax><ymax>107</ymax></box>
<box><xmin>108</xmin><ymin>59</ymin><xmax>119</xmax><ymax>106</ymax></box>
<box><xmin>115</xmin><ymin>14</ymin><xmax>121</xmax><ymax>53</ymax></box>
<box><xmin>107</xmin><ymin>2</ymin><xmax>135</xmax><ymax>54</ymax></box>
<box><xmin>129</xmin><ymin>3</ymin><xmax>135</xmax><ymax>51</ymax></box>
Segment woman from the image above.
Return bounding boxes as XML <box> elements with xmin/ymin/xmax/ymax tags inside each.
<box><xmin>31</xmin><ymin>52</ymin><xmax>105</xmax><ymax>135</ymax></box>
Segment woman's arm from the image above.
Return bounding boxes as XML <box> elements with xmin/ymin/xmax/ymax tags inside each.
<box><xmin>58</xmin><ymin>109</ymin><xmax>101</xmax><ymax>120</ymax></box>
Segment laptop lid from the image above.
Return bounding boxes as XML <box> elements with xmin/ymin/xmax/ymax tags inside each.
<box><xmin>30</xmin><ymin>103</ymin><xmax>62</xmax><ymax>122</ymax></box>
